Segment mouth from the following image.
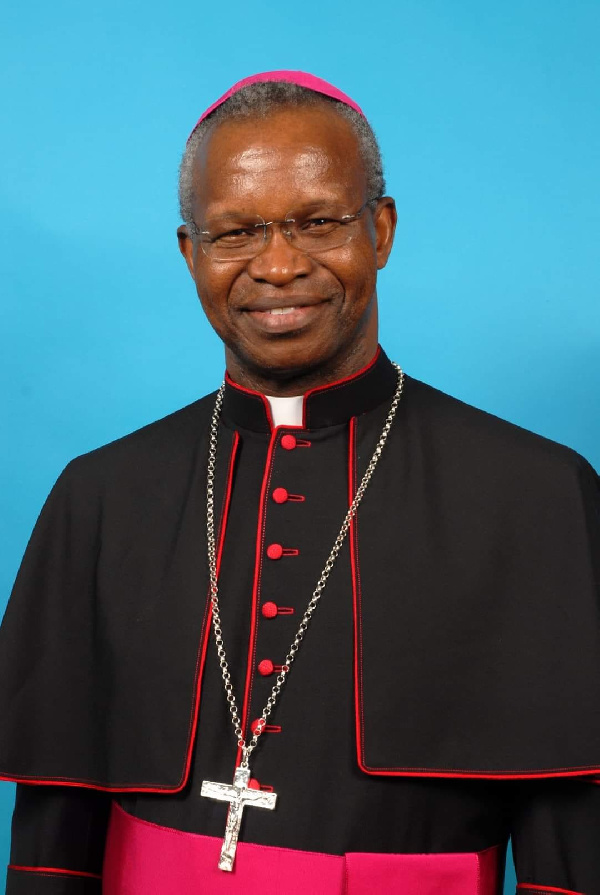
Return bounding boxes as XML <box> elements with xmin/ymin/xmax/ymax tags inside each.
<box><xmin>242</xmin><ymin>299</ymin><xmax>331</xmax><ymax>334</ymax></box>
<box><xmin>261</xmin><ymin>306</ymin><xmax>300</xmax><ymax>316</ymax></box>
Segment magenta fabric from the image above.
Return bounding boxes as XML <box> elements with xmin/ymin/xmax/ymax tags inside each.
<box><xmin>344</xmin><ymin>848</ymin><xmax>503</xmax><ymax>894</ymax></box>
<box><xmin>103</xmin><ymin>802</ymin><xmax>504</xmax><ymax>894</ymax></box>
<box><xmin>188</xmin><ymin>70</ymin><xmax>365</xmax><ymax>141</ymax></box>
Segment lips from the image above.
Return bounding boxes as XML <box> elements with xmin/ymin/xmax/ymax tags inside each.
<box><xmin>242</xmin><ymin>299</ymin><xmax>330</xmax><ymax>334</ymax></box>
<box><xmin>240</xmin><ymin>297</ymin><xmax>326</xmax><ymax>313</ymax></box>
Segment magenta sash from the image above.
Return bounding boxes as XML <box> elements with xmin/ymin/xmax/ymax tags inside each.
<box><xmin>103</xmin><ymin>802</ymin><xmax>504</xmax><ymax>894</ymax></box>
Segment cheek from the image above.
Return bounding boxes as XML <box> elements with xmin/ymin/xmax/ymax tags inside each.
<box><xmin>332</xmin><ymin>244</ymin><xmax>378</xmax><ymax>299</ymax></box>
<box><xmin>194</xmin><ymin>265</ymin><xmax>236</xmax><ymax>320</ymax></box>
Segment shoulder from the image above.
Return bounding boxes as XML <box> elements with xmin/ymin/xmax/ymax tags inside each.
<box><xmin>402</xmin><ymin>376</ymin><xmax>598</xmax><ymax>490</ymax></box>
<box><xmin>60</xmin><ymin>392</ymin><xmax>217</xmax><ymax>494</ymax></box>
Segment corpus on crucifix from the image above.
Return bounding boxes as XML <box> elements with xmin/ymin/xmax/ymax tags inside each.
<box><xmin>201</xmin><ymin>765</ymin><xmax>278</xmax><ymax>871</ymax></box>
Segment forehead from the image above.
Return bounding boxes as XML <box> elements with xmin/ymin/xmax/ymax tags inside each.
<box><xmin>191</xmin><ymin>105</ymin><xmax>366</xmax><ymax>215</ymax></box>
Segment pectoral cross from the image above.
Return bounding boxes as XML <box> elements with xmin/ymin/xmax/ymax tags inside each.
<box><xmin>201</xmin><ymin>765</ymin><xmax>278</xmax><ymax>871</ymax></box>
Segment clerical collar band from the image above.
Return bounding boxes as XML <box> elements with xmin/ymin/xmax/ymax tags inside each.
<box><xmin>221</xmin><ymin>347</ymin><xmax>398</xmax><ymax>433</ymax></box>
<box><xmin>187</xmin><ymin>70</ymin><xmax>365</xmax><ymax>143</ymax></box>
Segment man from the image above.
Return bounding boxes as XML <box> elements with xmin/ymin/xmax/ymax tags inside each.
<box><xmin>1</xmin><ymin>71</ymin><xmax>599</xmax><ymax>894</ymax></box>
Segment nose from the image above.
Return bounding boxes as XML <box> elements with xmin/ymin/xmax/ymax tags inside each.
<box><xmin>246</xmin><ymin>225</ymin><xmax>312</xmax><ymax>286</ymax></box>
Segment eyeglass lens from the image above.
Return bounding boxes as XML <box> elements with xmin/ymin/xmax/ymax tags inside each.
<box><xmin>197</xmin><ymin>205</ymin><xmax>366</xmax><ymax>261</ymax></box>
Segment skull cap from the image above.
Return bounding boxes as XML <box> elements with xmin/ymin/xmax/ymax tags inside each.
<box><xmin>187</xmin><ymin>70</ymin><xmax>365</xmax><ymax>142</ymax></box>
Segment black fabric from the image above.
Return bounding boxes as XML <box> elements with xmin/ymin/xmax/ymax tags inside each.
<box><xmin>9</xmin><ymin>785</ymin><xmax>110</xmax><ymax>870</ymax></box>
<box><xmin>117</xmin><ymin>412</ymin><xmax>512</xmax><ymax>855</ymax></box>
<box><xmin>7</xmin><ymin>784</ymin><xmax>109</xmax><ymax>894</ymax></box>
<box><xmin>0</xmin><ymin>348</ymin><xmax>598</xmax><ymax>793</ymax></box>
<box><xmin>6</xmin><ymin>870</ymin><xmax>101</xmax><ymax>895</ymax></box>
<box><xmin>511</xmin><ymin>778</ymin><xmax>600</xmax><ymax>893</ymax></box>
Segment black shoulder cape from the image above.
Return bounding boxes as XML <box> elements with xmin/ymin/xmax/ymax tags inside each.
<box><xmin>0</xmin><ymin>362</ymin><xmax>599</xmax><ymax>790</ymax></box>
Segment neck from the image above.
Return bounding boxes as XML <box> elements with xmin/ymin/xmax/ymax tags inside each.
<box><xmin>225</xmin><ymin>305</ymin><xmax>380</xmax><ymax>395</ymax></box>
<box><xmin>225</xmin><ymin>342</ymin><xmax>378</xmax><ymax>396</ymax></box>
<box><xmin>221</xmin><ymin>345</ymin><xmax>397</xmax><ymax>433</ymax></box>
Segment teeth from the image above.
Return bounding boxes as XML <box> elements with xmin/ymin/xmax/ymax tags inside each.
<box><xmin>268</xmin><ymin>307</ymin><xmax>296</xmax><ymax>315</ymax></box>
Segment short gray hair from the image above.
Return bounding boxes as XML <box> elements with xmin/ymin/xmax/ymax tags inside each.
<box><xmin>178</xmin><ymin>81</ymin><xmax>385</xmax><ymax>229</ymax></box>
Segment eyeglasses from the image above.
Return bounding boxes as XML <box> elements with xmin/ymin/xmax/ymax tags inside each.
<box><xmin>190</xmin><ymin>198</ymin><xmax>380</xmax><ymax>262</ymax></box>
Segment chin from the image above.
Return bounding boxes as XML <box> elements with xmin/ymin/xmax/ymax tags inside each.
<box><xmin>232</xmin><ymin>329</ymin><xmax>315</xmax><ymax>363</ymax></box>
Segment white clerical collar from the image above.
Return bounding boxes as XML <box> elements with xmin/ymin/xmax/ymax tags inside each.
<box><xmin>265</xmin><ymin>395</ymin><xmax>304</xmax><ymax>428</ymax></box>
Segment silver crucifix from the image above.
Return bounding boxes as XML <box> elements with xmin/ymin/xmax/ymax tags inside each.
<box><xmin>201</xmin><ymin>765</ymin><xmax>277</xmax><ymax>871</ymax></box>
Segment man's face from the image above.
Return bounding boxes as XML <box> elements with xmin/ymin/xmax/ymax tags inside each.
<box><xmin>178</xmin><ymin>105</ymin><xmax>396</xmax><ymax>387</ymax></box>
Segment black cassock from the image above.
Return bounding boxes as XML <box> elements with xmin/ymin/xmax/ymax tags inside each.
<box><xmin>1</xmin><ymin>349</ymin><xmax>599</xmax><ymax>894</ymax></box>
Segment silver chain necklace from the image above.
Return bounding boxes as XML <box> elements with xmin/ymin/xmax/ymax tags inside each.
<box><xmin>201</xmin><ymin>362</ymin><xmax>405</xmax><ymax>871</ymax></box>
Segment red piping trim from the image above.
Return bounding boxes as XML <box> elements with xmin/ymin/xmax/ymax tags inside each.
<box><xmin>8</xmin><ymin>865</ymin><xmax>102</xmax><ymax>880</ymax></box>
<box><xmin>0</xmin><ymin>775</ymin><xmax>181</xmax><ymax>791</ymax></box>
<box><xmin>0</xmin><ymin>431</ymin><xmax>241</xmax><ymax>795</ymax></box>
<box><xmin>517</xmin><ymin>886</ymin><xmax>584</xmax><ymax>894</ymax></box>
<box><xmin>3</xmin><ymin>763</ymin><xmax>600</xmax><ymax>787</ymax></box>
<box><xmin>237</xmin><ymin>429</ymin><xmax>280</xmax><ymax>765</ymax></box>
<box><xmin>348</xmin><ymin>416</ymin><xmax>366</xmax><ymax>775</ymax></box>
<box><xmin>354</xmin><ymin>764</ymin><xmax>600</xmax><ymax>780</ymax></box>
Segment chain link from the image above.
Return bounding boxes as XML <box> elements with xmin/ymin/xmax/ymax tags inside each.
<box><xmin>206</xmin><ymin>363</ymin><xmax>405</xmax><ymax>768</ymax></box>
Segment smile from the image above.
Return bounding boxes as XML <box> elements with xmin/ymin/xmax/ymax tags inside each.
<box><xmin>244</xmin><ymin>302</ymin><xmax>329</xmax><ymax>334</ymax></box>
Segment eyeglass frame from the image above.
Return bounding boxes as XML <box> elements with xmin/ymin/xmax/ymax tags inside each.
<box><xmin>189</xmin><ymin>196</ymin><xmax>382</xmax><ymax>261</ymax></box>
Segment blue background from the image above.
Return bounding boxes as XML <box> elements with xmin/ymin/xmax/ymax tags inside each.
<box><xmin>1</xmin><ymin>1</ymin><xmax>599</xmax><ymax>890</ymax></box>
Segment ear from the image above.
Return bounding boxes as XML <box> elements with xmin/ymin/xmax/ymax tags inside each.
<box><xmin>177</xmin><ymin>225</ymin><xmax>196</xmax><ymax>279</ymax></box>
<box><xmin>372</xmin><ymin>198</ymin><xmax>397</xmax><ymax>270</ymax></box>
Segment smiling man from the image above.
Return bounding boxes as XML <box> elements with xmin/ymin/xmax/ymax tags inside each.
<box><xmin>1</xmin><ymin>72</ymin><xmax>600</xmax><ymax>895</ymax></box>
<box><xmin>176</xmin><ymin>86</ymin><xmax>391</xmax><ymax>393</ymax></box>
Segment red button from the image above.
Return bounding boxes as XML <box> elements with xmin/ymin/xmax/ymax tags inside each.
<box><xmin>258</xmin><ymin>659</ymin><xmax>274</xmax><ymax>676</ymax></box>
<box><xmin>272</xmin><ymin>487</ymin><xmax>288</xmax><ymax>504</ymax></box>
<box><xmin>250</xmin><ymin>719</ymin><xmax>281</xmax><ymax>735</ymax></box>
<box><xmin>266</xmin><ymin>543</ymin><xmax>283</xmax><ymax>560</ymax></box>
<box><xmin>262</xmin><ymin>601</ymin><xmax>278</xmax><ymax>618</ymax></box>
<box><xmin>281</xmin><ymin>434</ymin><xmax>297</xmax><ymax>450</ymax></box>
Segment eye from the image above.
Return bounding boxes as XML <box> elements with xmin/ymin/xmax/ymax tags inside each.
<box><xmin>210</xmin><ymin>227</ymin><xmax>261</xmax><ymax>245</ymax></box>
<box><xmin>300</xmin><ymin>217</ymin><xmax>340</xmax><ymax>234</ymax></box>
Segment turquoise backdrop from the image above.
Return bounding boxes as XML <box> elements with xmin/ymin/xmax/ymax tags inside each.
<box><xmin>1</xmin><ymin>1</ymin><xmax>599</xmax><ymax>891</ymax></box>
